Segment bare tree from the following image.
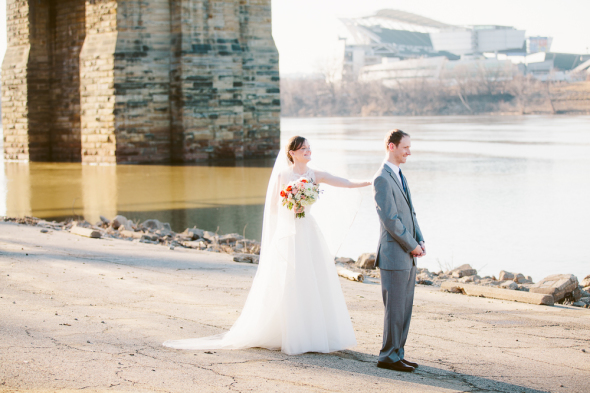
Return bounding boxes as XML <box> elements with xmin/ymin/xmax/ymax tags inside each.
<box><xmin>280</xmin><ymin>67</ymin><xmax>587</xmax><ymax>117</ymax></box>
<box><xmin>545</xmin><ymin>72</ymin><xmax>557</xmax><ymax>114</ymax></box>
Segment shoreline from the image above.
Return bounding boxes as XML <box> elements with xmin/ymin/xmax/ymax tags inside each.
<box><xmin>280</xmin><ymin>110</ymin><xmax>590</xmax><ymax>118</ymax></box>
<box><xmin>7</xmin><ymin>215</ymin><xmax>589</xmax><ymax>309</ymax></box>
<box><xmin>1</xmin><ymin>220</ymin><xmax>589</xmax><ymax>392</ymax></box>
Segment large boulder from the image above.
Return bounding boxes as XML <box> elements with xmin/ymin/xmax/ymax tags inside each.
<box><xmin>449</xmin><ymin>264</ymin><xmax>477</xmax><ymax>278</ymax></box>
<box><xmin>581</xmin><ymin>274</ymin><xmax>590</xmax><ymax>288</ymax></box>
<box><xmin>530</xmin><ymin>274</ymin><xmax>579</xmax><ymax>303</ymax></box>
<box><xmin>416</xmin><ymin>270</ymin><xmax>434</xmax><ymax>285</ymax></box>
<box><xmin>498</xmin><ymin>270</ymin><xmax>515</xmax><ymax>281</ymax></box>
<box><xmin>182</xmin><ymin>228</ymin><xmax>205</xmax><ymax>240</ymax></box>
<box><xmin>356</xmin><ymin>253</ymin><xmax>377</xmax><ymax>269</ymax></box>
<box><xmin>140</xmin><ymin>219</ymin><xmax>171</xmax><ymax>232</ymax></box>
<box><xmin>111</xmin><ymin>215</ymin><xmax>130</xmax><ymax>230</ymax></box>
<box><xmin>459</xmin><ymin>275</ymin><xmax>480</xmax><ymax>284</ymax></box>
<box><xmin>233</xmin><ymin>253</ymin><xmax>259</xmax><ymax>264</ymax></box>
<box><xmin>572</xmin><ymin>287</ymin><xmax>582</xmax><ymax>302</ymax></box>
<box><xmin>500</xmin><ymin>281</ymin><xmax>519</xmax><ymax>290</ymax></box>
<box><xmin>514</xmin><ymin>273</ymin><xmax>533</xmax><ymax>284</ymax></box>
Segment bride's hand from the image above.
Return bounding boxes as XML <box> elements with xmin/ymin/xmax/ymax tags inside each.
<box><xmin>294</xmin><ymin>206</ymin><xmax>304</xmax><ymax>214</ymax></box>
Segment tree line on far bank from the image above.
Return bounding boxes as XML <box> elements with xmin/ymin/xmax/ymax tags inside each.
<box><xmin>280</xmin><ymin>72</ymin><xmax>590</xmax><ymax>117</ymax></box>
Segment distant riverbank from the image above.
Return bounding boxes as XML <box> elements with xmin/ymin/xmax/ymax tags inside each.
<box><xmin>281</xmin><ymin>79</ymin><xmax>590</xmax><ymax>117</ymax></box>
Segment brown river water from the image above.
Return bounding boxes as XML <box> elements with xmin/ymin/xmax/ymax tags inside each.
<box><xmin>1</xmin><ymin>115</ymin><xmax>589</xmax><ymax>281</ymax></box>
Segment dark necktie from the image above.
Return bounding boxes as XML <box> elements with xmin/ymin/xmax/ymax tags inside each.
<box><xmin>399</xmin><ymin>168</ymin><xmax>408</xmax><ymax>194</ymax></box>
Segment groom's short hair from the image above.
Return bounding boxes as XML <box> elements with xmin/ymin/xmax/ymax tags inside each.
<box><xmin>385</xmin><ymin>129</ymin><xmax>409</xmax><ymax>149</ymax></box>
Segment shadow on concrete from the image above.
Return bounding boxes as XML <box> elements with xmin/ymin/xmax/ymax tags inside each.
<box><xmin>299</xmin><ymin>349</ymin><xmax>549</xmax><ymax>393</ymax></box>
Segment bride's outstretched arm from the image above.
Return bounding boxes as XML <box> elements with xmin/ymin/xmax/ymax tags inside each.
<box><xmin>314</xmin><ymin>170</ymin><xmax>371</xmax><ymax>188</ymax></box>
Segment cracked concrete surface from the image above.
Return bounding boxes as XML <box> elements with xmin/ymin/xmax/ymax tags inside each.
<box><xmin>1</xmin><ymin>222</ymin><xmax>589</xmax><ymax>393</ymax></box>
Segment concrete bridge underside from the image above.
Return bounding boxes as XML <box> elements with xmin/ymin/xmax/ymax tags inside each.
<box><xmin>1</xmin><ymin>0</ymin><xmax>280</xmax><ymax>164</ymax></box>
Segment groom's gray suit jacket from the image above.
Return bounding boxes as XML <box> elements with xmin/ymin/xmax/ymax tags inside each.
<box><xmin>373</xmin><ymin>164</ymin><xmax>424</xmax><ymax>270</ymax></box>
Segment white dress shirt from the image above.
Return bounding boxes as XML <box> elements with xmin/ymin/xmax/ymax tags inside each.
<box><xmin>384</xmin><ymin>161</ymin><xmax>402</xmax><ymax>186</ymax></box>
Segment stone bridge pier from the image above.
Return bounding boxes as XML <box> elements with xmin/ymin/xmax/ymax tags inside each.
<box><xmin>1</xmin><ymin>0</ymin><xmax>280</xmax><ymax>164</ymax></box>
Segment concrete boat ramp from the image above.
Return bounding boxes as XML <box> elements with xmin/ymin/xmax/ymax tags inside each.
<box><xmin>1</xmin><ymin>222</ymin><xmax>589</xmax><ymax>392</ymax></box>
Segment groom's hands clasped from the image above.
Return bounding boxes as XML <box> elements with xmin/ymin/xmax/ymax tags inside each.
<box><xmin>411</xmin><ymin>241</ymin><xmax>426</xmax><ymax>258</ymax></box>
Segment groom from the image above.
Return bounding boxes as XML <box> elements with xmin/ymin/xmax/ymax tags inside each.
<box><xmin>373</xmin><ymin>129</ymin><xmax>425</xmax><ymax>373</ymax></box>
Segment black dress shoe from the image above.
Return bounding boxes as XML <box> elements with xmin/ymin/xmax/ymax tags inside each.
<box><xmin>377</xmin><ymin>360</ymin><xmax>415</xmax><ymax>372</ymax></box>
<box><xmin>401</xmin><ymin>359</ymin><xmax>419</xmax><ymax>368</ymax></box>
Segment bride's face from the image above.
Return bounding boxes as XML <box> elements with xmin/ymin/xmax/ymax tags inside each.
<box><xmin>291</xmin><ymin>140</ymin><xmax>312</xmax><ymax>163</ymax></box>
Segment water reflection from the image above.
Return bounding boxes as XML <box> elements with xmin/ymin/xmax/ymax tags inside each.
<box><xmin>1</xmin><ymin>162</ymin><xmax>272</xmax><ymax>240</ymax></box>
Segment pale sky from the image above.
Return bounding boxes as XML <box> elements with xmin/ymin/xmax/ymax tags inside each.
<box><xmin>271</xmin><ymin>0</ymin><xmax>590</xmax><ymax>74</ymax></box>
<box><xmin>0</xmin><ymin>0</ymin><xmax>588</xmax><ymax>76</ymax></box>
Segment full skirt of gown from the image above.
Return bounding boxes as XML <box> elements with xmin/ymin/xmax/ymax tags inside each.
<box><xmin>163</xmin><ymin>212</ymin><xmax>357</xmax><ymax>355</ymax></box>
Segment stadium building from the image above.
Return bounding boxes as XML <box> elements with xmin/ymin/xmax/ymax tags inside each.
<box><xmin>340</xmin><ymin>9</ymin><xmax>590</xmax><ymax>83</ymax></box>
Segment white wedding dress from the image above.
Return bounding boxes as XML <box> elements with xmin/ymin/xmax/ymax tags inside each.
<box><xmin>163</xmin><ymin>153</ymin><xmax>358</xmax><ymax>355</ymax></box>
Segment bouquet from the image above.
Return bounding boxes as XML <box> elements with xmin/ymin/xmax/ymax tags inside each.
<box><xmin>280</xmin><ymin>177</ymin><xmax>321</xmax><ymax>219</ymax></box>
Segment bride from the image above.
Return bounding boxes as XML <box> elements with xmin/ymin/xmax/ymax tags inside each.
<box><xmin>164</xmin><ymin>136</ymin><xmax>371</xmax><ymax>355</ymax></box>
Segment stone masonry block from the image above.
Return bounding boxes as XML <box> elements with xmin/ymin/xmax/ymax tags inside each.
<box><xmin>530</xmin><ymin>274</ymin><xmax>579</xmax><ymax>303</ymax></box>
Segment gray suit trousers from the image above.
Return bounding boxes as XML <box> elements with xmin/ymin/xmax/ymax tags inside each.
<box><xmin>378</xmin><ymin>266</ymin><xmax>417</xmax><ymax>364</ymax></box>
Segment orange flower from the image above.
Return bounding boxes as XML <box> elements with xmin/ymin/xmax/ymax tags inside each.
<box><xmin>280</xmin><ymin>190</ymin><xmax>286</xmax><ymax>197</ymax></box>
<box><xmin>286</xmin><ymin>186</ymin><xmax>292</xmax><ymax>192</ymax></box>
<box><xmin>301</xmin><ymin>179</ymin><xmax>308</xmax><ymax>183</ymax></box>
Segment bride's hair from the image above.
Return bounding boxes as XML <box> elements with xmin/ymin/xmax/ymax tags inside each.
<box><xmin>286</xmin><ymin>136</ymin><xmax>307</xmax><ymax>163</ymax></box>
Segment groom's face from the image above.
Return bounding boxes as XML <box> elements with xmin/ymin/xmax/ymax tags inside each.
<box><xmin>389</xmin><ymin>136</ymin><xmax>412</xmax><ymax>165</ymax></box>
